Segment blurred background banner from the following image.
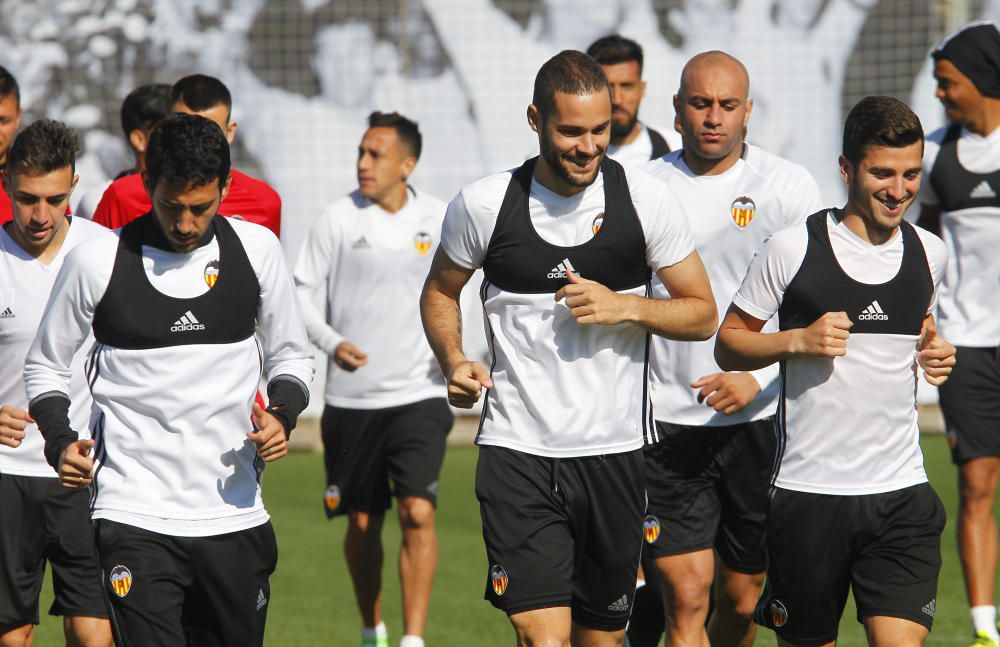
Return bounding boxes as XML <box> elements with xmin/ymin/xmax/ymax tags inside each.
<box><xmin>3</xmin><ymin>0</ymin><xmax>993</xmax><ymax>407</ymax></box>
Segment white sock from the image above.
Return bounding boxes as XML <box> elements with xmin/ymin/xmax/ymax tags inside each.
<box><xmin>972</xmin><ymin>606</ymin><xmax>1000</xmax><ymax>641</ymax></box>
<box><xmin>399</xmin><ymin>636</ymin><xmax>424</xmax><ymax>647</ymax></box>
<box><xmin>362</xmin><ymin>622</ymin><xmax>389</xmax><ymax>640</ymax></box>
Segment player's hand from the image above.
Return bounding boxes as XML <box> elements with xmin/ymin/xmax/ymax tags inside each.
<box><xmin>248</xmin><ymin>403</ymin><xmax>288</xmax><ymax>462</ymax></box>
<box><xmin>447</xmin><ymin>360</ymin><xmax>493</xmax><ymax>409</ymax></box>
<box><xmin>792</xmin><ymin>312</ymin><xmax>852</xmax><ymax>358</ymax></box>
<box><xmin>0</xmin><ymin>405</ymin><xmax>32</xmax><ymax>449</ymax></box>
<box><xmin>917</xmin><ymin>321</ymin><xmax>956</xmax><ymax>386</ymax></box>
<box><xmin>58</xmin><ymin>439</ymin><xmax>95</xmax><ymax>489</ymax></box>
<box><xmin>333</xmin><ymin>341</ymin><xmax>368</xmax><ymax>372</ymax></box>
<box><xmin>555</xmin><ymin>269</ymin><xmax>632</xmax><ymax>325</ymax></box>
<box><xmin>691</xmin><ymin>372</ymin><xmax>761</xmax><ymax>415</ymax></box>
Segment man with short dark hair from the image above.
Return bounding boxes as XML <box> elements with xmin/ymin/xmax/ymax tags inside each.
<box><xmin>0</xmin><ymin>65</ymin><xmax>23</xmax><ymax>224</ymax></box>
<box><xmin>24</xmin><ymin>113</ymin><xmax>314</xmax><ymax>646</ymax></box>
<box><xmin>916</xmin><ymin>21</ymin><xmax>1000</xmax><ymax>647</ymax></box>
<box><xmin>716</xmin><ymin>95</ymin><xmax>956</xmax><ymax>647</ymax></box>
<box><xmin>294</xmin><ymin>111</ymin><xmax>450</xmax><ymax>647</ymax></box>
<box><xmin>92</xmin><ymin>74</ymin><xmax>282</xmax><ymax>238</ymax></box>
<box><xmin>421</xmin><ymin>49</ymin><xmax>716</xmax><ymax>647</ymax></box>
<box><xmin>586</xmin><ymin>34</ymin><xmax>675</xmax><ymax>167</ymax></box>
<box><xmin>0</xmin><ymin>119</ymin><xmax>111</xmax><ymax>647</ymax></box>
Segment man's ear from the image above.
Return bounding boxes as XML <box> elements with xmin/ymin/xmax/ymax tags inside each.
<box><xmin>527</xmin><ymin>104</ymin><xmax>542</xmax><ymax>134</ymax></box>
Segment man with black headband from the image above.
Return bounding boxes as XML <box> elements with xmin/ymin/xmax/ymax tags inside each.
<box><xmin>23</xmin><ymin>113</ymin><xmax>314</xmax><ymax>646</ymax></box>
<box><xmin>917</xmin><ymin>20</ymin><xmax>1000</xmax><ymax>647</ymax></box>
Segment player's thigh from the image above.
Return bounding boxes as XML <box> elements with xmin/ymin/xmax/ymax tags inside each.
<box><xmin>321</xmin><ymin>404</ymin><xmax>391</xmax><ymax>517</ymax></box>
<box><xmin>385</xmin><ymin>398</ymin><xmax>452</xmax><ymax>505</ymax></box>
<box><xmin>186</xmin><ymin>522</ymin><xmax>278</xmax><ymax>647</ymax></box>
<box><xmin>570</xmin><ymin>450</ymin><xmax>646</xmax><ymax>633</ymax></box>
<box><xmin>863</xmin><ymin>614</ymin><xmax>929</xmax><ymax>647</ymax></box>
<box><xmin>642</xmin><ymin>422</ymin><xmax>722</xmax><ymax>561</ymax></box>
<box><xmin>95</xmin><ymin>520</ymin><xmax>189</xmax><ymax>647</ymax></box>
<box><xmin>939</xmin><ymin>346</ymin><xmax>1000</xmax><ymax>464</ymax></box>
<box><xmin>852</xmin><ymin>483</ymin><xmax>945</xmax><ymax>633</ymax></box>
<box><xmin>754</xmin><ymin>488</ymin><xmax>854</xmax><ymax>646</ymax></box>
<box><xmin>0</xmin><ymin>474</ymin><xmax>46</xmax><ymax>628</ymax></box>
<box><xmin>716</xmin><ymin>417</ymin><xmax>778</xmax><ymax>574</ymax></box>
<box><xmin>43</xmin><ymin>481</ymin><xmax>107</xmax><ymax>621</ymax></box>
<box><xmin>475</xmin><ymin>445</ymin><xmax>574</xmax><ymax>616</ymax></box>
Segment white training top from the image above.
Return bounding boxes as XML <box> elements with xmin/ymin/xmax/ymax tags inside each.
<box><xmin>294</xmin><ymin>187</ymin><xmax>447</xmax><ymax>409</ymax></box>
<box><xmin>607</xmin><ymin>123</ymin><xmax>654</xmax><ymax>168</ymax></box>
<box><xmin>0</xmin><ymin>217</ymin><xmax>106</xmax><ymax>477</ymax></box>
<box><xmin>441</xmin><ymin>165</ymin><xmax>696</xmax><ymax>457</ymax></box>
<box><xmin>920</xmin><ymin>124</ymin><xmax>1000</xmax><ymax>347</ymax></box>
<box><xmin>644</xmin><ymin>145</ymin><xmax>824</xmax><ymax>426</ymax></box>
<box><xmin>733</xmin><ymin>211</ymin><xmax>946</xmax><ymax>495</ymax></box>
<box><xmin>24</xmin><ymin>219</ymin><xmax>315</xmax><ymax>536</ymax></box>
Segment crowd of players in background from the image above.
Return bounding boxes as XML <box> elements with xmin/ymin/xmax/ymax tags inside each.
<box><xmin>0</xmin><ymin>15</ymin><xmax>998</xmax><ymax>647</ymax></box>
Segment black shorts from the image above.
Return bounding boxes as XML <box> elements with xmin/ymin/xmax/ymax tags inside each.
<box><xmin>0</xmin><ymin>473</ymin><xmax>106</xmax><ymax>626</ymax></box>
<box><xmin>938</xmin><ymin>346</ymin><xmax>1000</xmax><ymax>464</ymax></box>
<box><xmin>754</xmin><ymin>483</ymin><xmax>945</xmax><ymax>646</ymax></box>
<box><xmin>475</xmin><ymin>445</ymin><xmax>646</xmax><ymax>632</ymax></box>
<box><xmin>96</xmin><ymin>520</ymin><xmax>277</xmax><ymax>647</ymax></box>
<box><xmin>321</xmin><ymin>398</ymin><xmax>452</xmax><ymax>517</ymax></box>
<box><xmin>642</xmin><ymin>417</ymin><xmax>777</xmax><ymax>572</ymax></box>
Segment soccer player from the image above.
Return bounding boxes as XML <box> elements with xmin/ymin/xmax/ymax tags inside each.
<box><xmin>586</xmin><ymin>35</ymin><xmax>676</xmax><ymax>167</ymax></box>
<box><xmin>75</xmin><ymin>83</ymin><xmax>172</xmax><ymax>220</ymax></box>
<box><xmin>23</xmin><ymin>113</ymin><xmax>314</xmax><ymax>646</ymax></box>
<box><xmin>0</xmin><ymin>66</ymin><xmax>22</xmax><ymax>224</ymax></box>
<box><xmin>0</xmin><ymin>120</ymin><xmax>111</xmax><ymax>647</ymax></box>
<box><xmin>421</xmin><ymin>50</ymin><xmax>717</xmax><ymax>647</ymax></box>
<box><xmin>637</xmin><ymin>50</ymin><xmax>823</xmax><ymax>647</ymax></box>
<box><xmin>294</xmin><ymin>111</ymin><xmax>450</xmax><ymax>647</ymax></box>
<box><xmin>915</xmin><ymin>21</ymin><xmax>1000</xmax><ymax>647</ymax></box>
<box><xmin>715</xmin><ymin>95</ymin><xmax>955</xmax><ymax>647</ymax></box>
<box><xmin>92</xmin><ymin>74</ymin><xmax>282</xmax><ymax>238</ymax></box>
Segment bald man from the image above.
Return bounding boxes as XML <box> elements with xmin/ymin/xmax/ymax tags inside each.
<box><xmin>632</xmin><ymin>51</ymin><xmax>822</xmax><ymax>647</ymax></box>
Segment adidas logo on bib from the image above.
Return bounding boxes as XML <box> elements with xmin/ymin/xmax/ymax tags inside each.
<box><xmin>170</xmin><ymin>310</ymin><xmax>206</xmax><ymax>332</ymax></box>
<box><xmin>547</xmin><ymin>258</ymin><xmax>577</xmax><ymax>279</ymax></box>
<box><xmin>607</xmin><ymin>594</ymin><xmax>629</xmax><ymax>612</ymax></box>
<box><xmin>858</xmin><ymin>300</ymin><xmax>888</xmax><ymax>321</ymax></box>
<box><xmin>970</xmin><ymin>180</ymin><xmax>996</xmax><ymax>199</ymax></box>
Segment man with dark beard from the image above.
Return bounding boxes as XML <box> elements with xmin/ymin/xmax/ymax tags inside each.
<box><xmin>421</xmin><ymin>50</ymin><xmax>716</xmax><ymax>647</ymax></box>
<box><xmin>587</xmin><ymin>35</ymin><xmax>676</xmax><ymax>167</ymax></box>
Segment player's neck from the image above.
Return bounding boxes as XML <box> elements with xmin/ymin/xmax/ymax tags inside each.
<box><xmin>968</xmin><ymin>103</ymin><xmax>1000</xmax><ymax>137</ymax></box>
<box><xmin>534</xmin><ymin>156</ymin><xmax>590</xmax><ymax>198</ymax></box>
<box><xmin>835</xmin><ymin>207</ymin><xmax>898</xmax><ymax>247</ymax></box>
<box><xmin>611</xmin><ymin>121</ymin><xmax>643</xmax><ymax>147</ymax></box>
<box><xmin>372</xmin><ymin>183</ymin><xmax>410</xmax><ymax>213</ymax></box>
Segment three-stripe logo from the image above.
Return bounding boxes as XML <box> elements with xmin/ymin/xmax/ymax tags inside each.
<box><xmin>170</xmin><ymin>310</ymin><xmax>207</xmax><ymax>332</ymax></box>
<box><xmin>547</xmin><ymin>258</ymin><xmax>577</xmax><ymax>279</ymax></box>
<box><xmin>858</xmin><ymin>300</ymin><xmax>888</xmax><ymax>321</ymax></box>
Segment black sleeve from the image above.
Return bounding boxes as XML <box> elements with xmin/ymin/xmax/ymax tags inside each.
<box><xmin>265</xmin><ymin>377</ymin><xmax>310</xmax><ymax>437</ymax></box>
<box><xmin>28</xmin><ymin>392</ymin><xmax>76</xmax><ymax>470</ymax></box>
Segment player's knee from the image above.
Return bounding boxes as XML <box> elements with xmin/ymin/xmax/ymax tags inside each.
<box><xmin>398</xmin><ymin>497</ymin><xmax>435</xmax><ymax>529</ymax></box>
<box><xmin>959</xmin><ymin>478</ymin><xmax>997</xmax><ymax>508</ymax></box>
<box><xmin>348</xmin><ymin>508</ymin><xmax>384</xmax><ymax>534</ymax></box>
<box><xmin>665</xmin><ymin>577</ymin><xmax>711</xmax><ymax>618</ymax></box>
<box><xmin>516</xmin><ymin>633</ymin><xmax>570</xmax><ymax>647</ymax></box>
<box><xmin>65</xmin><ymin>617</ymin><xmax>113</xmax><ymax>647</ymax></box>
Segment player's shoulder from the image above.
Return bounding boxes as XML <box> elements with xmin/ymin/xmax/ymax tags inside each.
<box><xmin>910</xmin><ymin>221</ymin><xmax>947</xmax><ymax>262</ymax></box>
<box><xmin>226</xmin><ymin>215</ymin><xmax>282</xmax><ymax>254</ymax></box>
<box><xmin>761</xmin><ymin>216</ymin><xmax>812</xmax><ymax>257</ymax></box>
<box><xmin>454</xmin><ymin>168</ymin><xmax>517</xmax><ymax>217</ymax></box>
<box><xmin>410</xmin><ymin>186</ymin><xmax>448</xmax><ymax>215</ymax></box>
<box><xmin>744</xmin><ymin>144</ymin><xmax>814</xmax><ymax>184</ymax></box>
<box><xmin>105</xmin><ymin>172</ymin><xmax>144</xmax><ymax>195</ymax></box>
<box><xmin>67</xmin><ymin>215</ymin><xmax>111</xmax><ymax>242</ymax></box>
<box><xmin>63</xmin><ymin>226</ymin><xmax>120</xmax><ymax>268</ymax></box>
<box><xmin>642</xmin><ymin>150</ymin><xmax>686</xmax><ymax>180</ymax></box>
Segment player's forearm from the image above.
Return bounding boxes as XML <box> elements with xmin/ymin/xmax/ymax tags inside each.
<box><xmin>625</xmin><ymin>294</ymin><xmax>718</xmax><ymax>341</ymax></box>
<box><xmin>294</xmin><ymin>284</ymin><xmax>344</xmax><ymax>354</ymax></box>
<box><xmin>420</xmin><ymin>284</ymin><xmax>467</xmax><ymax>376</ymax></box>
<box><xmin>715</xmin><ymin>327</ymin><xmax>801</xmax><ymax>371</ymax></box>
<box><xmin>28</xmin><ymin>392</ymin><xmax>75</xmax><ymax>469</ymax></box>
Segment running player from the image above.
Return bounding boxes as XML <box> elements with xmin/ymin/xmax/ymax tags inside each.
<box><xmin>24</xmin><ymin>113</ymin><xmax>314</xmax><ymax>647</ymax></box>
<box><xmin>638</xmin><ymin>50</ymin><xmax>822</xmax><ymax>647</ymax></box>
<box><xmin>421</xmin><ymin>50</ymin><xmax>717</xmax><ymax>647</ymax></box>
<box><xmin>586</xmin><ymin>35</ymin><xmax>677</xmax><ymax>167</ymax></box>
<box><xmin>716</xmin><ymin>95</ymin><xmax>955</xmax><ymax>647</ymax></box>
<box><xmin>0</xmin><ymin>66</ymin><xmax>22</xmax><ymax>224</ymax></box>
<box><xmin>92</xmin><ymin>74</ymin><xmax>282</xmax><ymax>238</ymax></box>
<box><xmin>294</xmin><ymin>111</ymin><xmax>450</xmax><ymax>647</ymax></box>
<box><xmin>75</xmin><ymin>83</ymin><xmax>172</xmax><ymax>220</ymax></box>
<box><xmin>916</xmin><ymin>21</ymin><xmax>1000</xmax><ymax>647</ymax></box>
<box><xmin>0</xmin><ymin>120</ymin><xmax>111</xmax><ymax>647</ymax></box>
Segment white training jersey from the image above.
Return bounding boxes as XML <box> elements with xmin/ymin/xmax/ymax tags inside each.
<box><xmin>24</xmin><ymin>218</ymin><xmax>314</xmax><ymax>536</ymax></box>
<box><xmin>920</xmin><ymin>124</ymin><xmax>1000</xmax><ymax>347</ymax></box>
<box><xmin>644</xmin><ymin>145</ymin><xmax>824</xmax><ymax>426</ymax></box>
<box><xmin>607</xmin><ymin>123</ymin><xmax>655</xmax><ymax>168</ymax></box>
<box><xmin>0</xmin><ymin>218</ymin><xmax>106</xmax><ymax>477</ymax></box>
<box><xmin>733</xmin><ymin>211</ymin><xmax>947</xmax><ymax>495</ymax></box>
<box><xmin>441</xmin><ymin>161</ymin><xmax>696</xmax><ymax>458</ymax></box>
<box><xmin>295</xmin><ymin>187</ymin><xmax>446</xmax><ymax>409</ymax></box>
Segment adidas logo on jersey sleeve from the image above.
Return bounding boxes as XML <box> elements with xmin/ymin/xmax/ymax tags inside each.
<box><xmin>970</xmin><ymin>180</ymin><xmax>997</xmax><ymax>199</ymax></box>
<box><xmin>547</xmin><ymin>258</ymin><xmax>578</xmax><ymax>279</ymax></box>
<box><xmin>170</xmin><ymin>310</ymin><xmax>206</xmax><ymax>332</ymax></box>
<box><xmin>0</xmin><ymin>307</ymin><xmax>13</xmax><ymax>319</ymax></box>
<box><xmin>858</xmin><ymin>300</ymin><xmax>888</xmax><ymax>321</ymax></box>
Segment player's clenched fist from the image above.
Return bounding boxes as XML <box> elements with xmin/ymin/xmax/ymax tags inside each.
<box><xmin>0</xmin><ymin>404</ymin><xmax>32</xmax><ymax>448</ymax></box>
<box><xmin>917</xmin><ymin>320</ymin><xmax>956</xmax><ymax>386</ymax></box>
<box><xmin>555</xmin><ymin>269</ymin><xmax>631</xmax><ymax>325</ymax></box>
<box><xmin>248</xmin><ymin>402</ymin><xmax>289</xmax><ymax>462</ymax></box>
<box><xmin>793</xmin><ymin>311</ymin><xmax>852</xmax><ymax>358</ymax></box>
<box><xmin>447</xmin><ymin>360</ymin><xmax>493</xmax><ymax>408</ymax></box>
<box><xmin>58</xmin><ymin>439</ymin><xmax>95</xmax><ymax>489</ymax></box>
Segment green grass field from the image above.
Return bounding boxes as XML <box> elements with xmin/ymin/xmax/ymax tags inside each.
<box><xmin>30</xmin><ymin>434</ymin><xmax>989</xmax><ymax>646</ymax></box>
